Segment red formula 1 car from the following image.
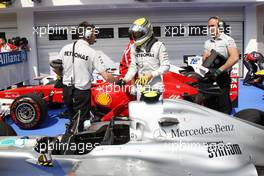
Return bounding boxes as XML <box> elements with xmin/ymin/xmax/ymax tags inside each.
<box><xmin>0</xmin><ymin>70</ymin><xmax>198</xmax><ymax>129</ymax></box>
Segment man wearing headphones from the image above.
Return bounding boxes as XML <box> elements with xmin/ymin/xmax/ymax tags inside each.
<box><xmin>203</xmin><ymin>16</ymin><xmax>239</xmax><ymax>114</ymax></box>
<box><xmin>51</xmin><ymin>21</ymin><xmax>116</xmax><ymax>131</ymax></box>
<box><xmin>117</xmin><ymin>18</ymin><xmax>170</xmax><ymax>93</ymax></box>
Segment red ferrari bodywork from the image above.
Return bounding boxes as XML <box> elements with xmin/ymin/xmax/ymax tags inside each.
<box><xmin>92</xmin><ymin>71</ymin><xmax>198</xmax><ymax>121</ymax></box>
<box><xmin>0</xmin><ymin>71</ymin><xmax>198</xmax><ymax>122</ymax></box>
<box><xmin>0</xmin><ymin>85</ymin><xmax>63</xmax><ymax>104</ymax></box>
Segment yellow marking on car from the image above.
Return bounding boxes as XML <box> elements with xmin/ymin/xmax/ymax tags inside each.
<box><xmin>256</xmin><ymin>70</ymin><xmax>264</xmax><ymax>76</ymax></box>
<box><xmin>96</xmin><ymin>93</ymin><xmax>112</xmax><ymax>106</ymax></box>
<box><xmin>144</xmin><ymin>91</ymin><xmax>158</xmax><ymax>98</ymax></box>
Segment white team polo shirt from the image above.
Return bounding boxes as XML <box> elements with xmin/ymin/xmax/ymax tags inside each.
<box><xmin>57</xmin><ymin>39</ymin><xmax>106</xmax><ymax>90</ymax></box>
<box><xmin>124</xmin><ymin>41</ymin><xmax>170</xmax><ymax>89</ymax></box>
<box><xmin>204</xmin><ymin>33</ymin><xmax>237</xmax><ymax>59</ymax></box>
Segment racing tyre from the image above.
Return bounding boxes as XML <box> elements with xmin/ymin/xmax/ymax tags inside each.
<box><xmin>234</xmin><ymin>109</ymin><xmax>264</xmax><ymax>125</ymax></box>
<box><xmin>10</xmin><ymin>93</ymin><xmax>48</xmax><ymax>129</ymax></box>
<box><xmin>184</xmin><ymin>71</ymin><xmax>203</xmax><ymax>81</ymax></box>
<box><xmin>0</xmin><ymin>121</ymin><xmax>17</xmax><ymax>136</ymax></box>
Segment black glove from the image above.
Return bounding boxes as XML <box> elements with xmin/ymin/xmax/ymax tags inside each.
<box><xmin>205</xmin><ymin>68</ymin><xmax>223</xmax><ymax>79</ymax></box>
<box><xmin>211</xmin><ymin>68</ymin><xmax>223</xmax><ymax>77</ymax></box>
<box><xmin>203</xmin><ymin>69</ymin><xmax>223</xmax><ymax>83</ymax></box>
<box><xmin>115</xmin><ymin>79</ymin><xmax>126</xmax><ymax>86</ymax></box>
<box><xmin>54</xmin><ymin>75</ymin><xmax>63</xmax><ymax>88</ymax></box>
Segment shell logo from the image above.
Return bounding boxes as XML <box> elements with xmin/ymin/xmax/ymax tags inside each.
<box><xmin>95</xmin><ymin>93</ymin><xmax>112</xmax><ymax>106</ymax></box>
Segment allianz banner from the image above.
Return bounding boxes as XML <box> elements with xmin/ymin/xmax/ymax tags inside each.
<box><xmin>0</xmin><ymin>51</ymin><xmax>27</xmax><ymax>67</ymax></box>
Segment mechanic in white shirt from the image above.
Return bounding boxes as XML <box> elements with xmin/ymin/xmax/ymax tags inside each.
<box><xmin>202</xmin><ymin>16</ymin><xmax>239</xmax><ymax>114</ymax></box>
<box><xmin>117</xmin><ymin>18</ymin><xmax>170</xmax><ymax>93</ymax></box>
<box><xmin>51</xmin><ymin>21</ymin><xmax>116</xmax><ymax>131</ymax></box>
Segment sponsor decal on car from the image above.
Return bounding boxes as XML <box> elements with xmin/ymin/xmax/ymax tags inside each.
<box><xmin>153</xmin><ymin>128</ymin><xmax>167</xmax><ymax>139</ymax></box>
<box><xmin>95</xmin><ymin>92</ymin><xmax>112</xmax><ymax>106</ymax></box>
<box><xmin>189</xmin><ymin>56</ymin><xmax>200</xmax><ymax>65</ymax></box>
<box><xmin>207</xmin><ymin>141</ymin><xmax>242</xmax><ymax>158</ymax></box>
<box><xmin>152</xmin><ymin>124</ymin><xmax>235</xmax><ymax>140</ymax></box>
<box><xmin>170</xmin><ymin>124</ymin><xmax>235</xmax><ymax>138</ymax></box>
<box><xmin>3</xmin><ymin>92</ymin><xmax>20</xmax><ymax>98</ymax></box>
<box><xmin>168</xmin><ymin>94</ymin><xmax>182</xmax><ymax>100</ymax></box>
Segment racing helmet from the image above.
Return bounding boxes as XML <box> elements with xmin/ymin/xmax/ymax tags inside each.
<box><xmin>246</xmin><ymin>51</ymin><xmax>263</xmax><ymax>62</ymax></box>
<box><xmin>129</xmin><ymin>18</ymin><xmax>153</xmax><ymax>47</ymax></box>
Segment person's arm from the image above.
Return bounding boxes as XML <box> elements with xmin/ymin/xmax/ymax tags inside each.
<box><xmin>50</xmin><ymin>49</ymin><xmax>63</xmax><ymax>76</ymax></box>
<box><xmin>119</xmin><ymin>44</ymin><xmax>131</xmax><ymax>76</ymax></box>
<box><xmin>219</xmin><ymin>38</ymin><xmax>239</xmax><ymax>72</ymax></box>
<box><xmin>203</xmin><ymin>51</ymin><xmax>211</xmax><ymax>61</ymax></box>
<box><xmin>149</xmin><ymin>43</ymin><xmax>170</xmax><ymax>79</ymax></box>
<box><xmin>202</xmin><ymin>41</ymin><xmax>211</xmax><ymax>61</ymax></box>
<box><xmin>100</xmin><ymin>71</ymin><xmax>116</xmax><ymax>83</ymax></box>
<box><xmin>53</xmin><ymin>67</ymin><xmax>63</xmax><ymax>77</ymax></box>
<box><xmin>124</xmin><ymin>46</ymin><xmax>138</xmax><ymax>82</ymax></box>
<box><xmin>93</xmin><ymin>52</ymin><xmax>117</xmax><ymax>83</ymax></box>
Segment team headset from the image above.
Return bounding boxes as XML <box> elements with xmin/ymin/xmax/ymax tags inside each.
<box><xmin>218</xmin><ymin>19</ymin><xmax>226</xmax><ymax>30</ymax></box>
<box><xmin>211</xmin><ymin>16</ymin><xmax>226</xmax><ymax>32</ymax></box>
<box><xmin>83</xmin><ymin>26</ymin><xmax>93</xmax><ymax>39</ymax></box>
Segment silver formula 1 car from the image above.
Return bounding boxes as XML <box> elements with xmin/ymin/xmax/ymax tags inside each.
<box><xmin>0</xmin><ymin>97</ymin><xmax>263</xmax><ymax>176</ymax></box>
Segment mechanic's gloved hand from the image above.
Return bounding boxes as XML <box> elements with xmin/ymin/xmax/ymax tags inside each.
<box><xmin>205</xmin><ymin>68</ymin><xmax>223</xmax><ymax>80</ymax></box>
<box><xmin>135</xmin><ymin>76</ymin><xmax>149</xmax><ymax>86</ymax></box>
<box><xmin>54</xmin><ymin>75</ymin><xmax>63</xmax><ymax>88</ymax></box>
<box><xmin>115</xmin><ymin>78</ymin><xmax>126</xmax><ymax>87</ymax></box>
<box><xmin>211</xmin><ymin>68</ymin><xmax>223</xmax><ymax>77</ymax></box>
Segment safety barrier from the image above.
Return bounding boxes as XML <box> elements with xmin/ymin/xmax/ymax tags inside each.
<box><xmin>0</xmin><ymin>51</ymin><xmax>29</xmax><ymax>90</ymax></box>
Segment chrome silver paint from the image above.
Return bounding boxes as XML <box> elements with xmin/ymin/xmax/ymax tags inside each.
<box><xmin>0</xmin><ymin>99</ymin><xmax>264</xmax><ymax>176</ymax></box>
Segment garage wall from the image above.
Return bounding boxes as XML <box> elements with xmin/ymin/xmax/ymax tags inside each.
<box><xmin>35</xmin><ymin>7</ymin><xmax>244</xmax><ymax>75</ymax></box>
<box><xmin>0</xmin><ymin>13</ymin><xmax>17</xmax><ymax>40</ymax></box>
<box><xmin>257</xmin><ymin>4</ymin><xmax>264</xmax><ymax>54</ymax></box>
<box><xmin>0</xmin><ymin>13</ymin><xmax>28</xmax><ymax>89</ymax></box>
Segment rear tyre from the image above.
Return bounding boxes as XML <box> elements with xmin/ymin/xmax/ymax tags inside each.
<box><xmin>234</xmin><ymin>109</ymin><xmax>264</xmax><ymax>125</ymax></box>
<box><xmin>0</xmin><ymin>121</ymin><xmax>17</xmax><ymax>136</ymax></box>
<box><xmin>10</xmin><ymin>93</ymin><xmax>47</xmax><ymax>129</ymax></box>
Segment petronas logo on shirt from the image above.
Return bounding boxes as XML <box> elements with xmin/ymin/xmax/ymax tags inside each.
<box><xmin>64</xmin><ymin>51</ymin><xmax>89</xmax><ymax>61</ymax></box>
<box><xmin>136</xmin><ymin>52</ymin><xmax>154</xmax><ymax>57</ymax></box>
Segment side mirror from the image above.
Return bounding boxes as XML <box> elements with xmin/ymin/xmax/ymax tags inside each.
<box><xmin>158</xmin><ymin>117</ymin><xmax>179</xmax><ymax>127</ymax></box>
